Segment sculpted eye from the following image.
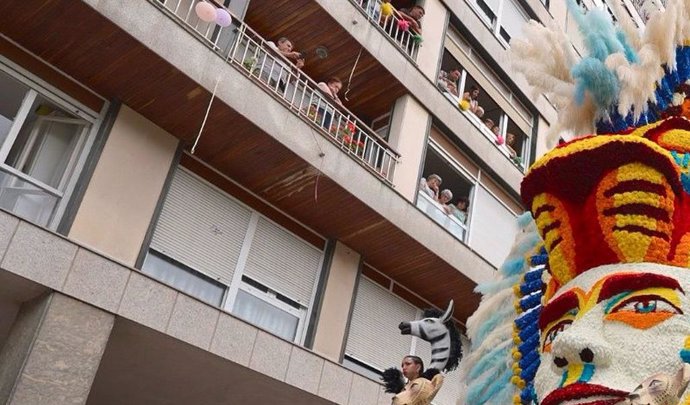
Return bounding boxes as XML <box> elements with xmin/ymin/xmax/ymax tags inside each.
<box><xmin>610</xmin><ymin>295</ymin><xmax>681</xmax><ymax>315</ymax></box>
<box><xmin>423</xmin><ymin>319</ymin><xmax>434</xmax><ymax>323</ymax></box>
<box><xmin>543</xmin><ymin>320</ymin><xmax>572</xmax><ymax>351</ymax></box>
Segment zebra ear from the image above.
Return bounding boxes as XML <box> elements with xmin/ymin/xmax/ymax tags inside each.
<box><xmin>440</xmin><ymin>300</ymin><xmax>454</xmax><ymax>323</ymax></box>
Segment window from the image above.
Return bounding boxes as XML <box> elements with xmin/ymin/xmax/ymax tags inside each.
<box><xmin>144</xmin><ymin>167</ymin><xmax>324</xmax><ymax>344</ymax></box>
<box><xmin>471</xmin><ymin>0</ymin><xmax>529</xmax><ymax>45</ymax></box>
<box><xmin>437</xmin><ymin>46</ymin><xmax>532</xmax><ymax>168</ymax></box>
<box><xmin>419</xmin><ymin>131</ymin><xmax>522</xmax><ymax>267</ymax></box>
<box><xmin>0</xmin><ymin>65</ymin><xmax>97</xmax><ymax>228</ymax></box>
<box><xmin>417</xmin><ymin>143</ymin><xmax>473</xmax><ymax>242</ymax></box>
<box><xmin>142</xmin><ymin>250</ymin><xmax>226</xmax><ymax>306</ymax></box>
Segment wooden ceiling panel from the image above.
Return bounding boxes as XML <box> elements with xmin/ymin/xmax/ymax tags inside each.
<box><xmin>244</xmin><ymin>0</ymin><xmax>407</xmax><ymax>122</ymax></box>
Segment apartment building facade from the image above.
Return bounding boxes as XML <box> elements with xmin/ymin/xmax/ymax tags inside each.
<box><xmin>0</xmin><ymin>0</ymin><xmax>650</xmax><ymax>404</ymax></box>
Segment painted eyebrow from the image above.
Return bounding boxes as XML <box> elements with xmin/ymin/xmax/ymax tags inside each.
<box><xmin>539</xmin><ymin>290</ymin><xmax>579</xmax><ymax>331</ymax></box>
<box><xmin>597</xmin><ymin>273</ymin><xmax>683</xmax><ymax>304</ymax></box>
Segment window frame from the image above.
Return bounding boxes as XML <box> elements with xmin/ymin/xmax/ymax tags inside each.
<box><xmin>143</xmin><ymin>166</ymin><xmax>325</xmax><ymax>345</ymax></box>
<box><xmin>0</xmin><ymin>57</ymin><xmax>104</xmax><ymax>230</ymax></box>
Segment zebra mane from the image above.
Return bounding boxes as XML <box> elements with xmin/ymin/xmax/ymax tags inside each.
<box><xmin>421</xmin><ymin>308</ymin><xmax>462</xmax><ymax>372</ymax></box>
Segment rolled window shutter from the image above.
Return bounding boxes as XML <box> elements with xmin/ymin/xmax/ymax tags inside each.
<box><xmin>150</xmin><ymin>169</ymin><xmax>252</xmax><ymax>284</ymax></box>
<box><xmin>345</xmin><ymin>278</ymin><xmax>417</xmax><ymax>370</ymax></box>
<box><xmin>242</xmin><ymin>217</ymin><xmax>322</xmax><ymax>305</ymax></box>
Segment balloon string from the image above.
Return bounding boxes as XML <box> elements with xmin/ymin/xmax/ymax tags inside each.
<box><xmin>191</xmin><ymin>77</ymin><xmax>221</xmax><ymax>154</ymax></box>
<box><xmin>344</xmin><ymin>47</ymin><xmax>363</xmax><ymax>101</ymax></box>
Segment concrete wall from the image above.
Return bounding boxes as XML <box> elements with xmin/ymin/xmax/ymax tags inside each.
<box><xmin>417</xmin><ymin>0</ymin><xmax>449</xmax><ymax>81</ymax></box>
<box><xmin>388</xmin><ymin>95</ymin><xmax>431</xmax><ymax>201</ymax></box>
<box><xmin>312</xmin><ymin>242</ymin><xmax>361</xmax><ymax>362</ymax></box>
<box><xmin>0</xmin><ymin>293</ymin><xmax>114</xmax><ymax>405</ymax></box>
<box><xmin>0</xmin><ymin>211</ymin><xmax>392</xmax><ymax>405</ymax></box>
<box><xmin>69</xmin><ymin>105</ymin><xmax>178</xmax><ymax>267</ymax></box>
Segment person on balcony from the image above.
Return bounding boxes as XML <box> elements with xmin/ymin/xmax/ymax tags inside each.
<box><xmin>317</xmin><ymin>77</ymin><xmax>343</xmax><ymax>106</ymax></box>
<box><xmin>437</xmin><ymin>68</ymin><xmax>461</xmax><ymax>96</ymax></box>
<box><xmin>396</xmin><ymin>5</ymin><xmax>424</xmax><ymax>34</ymax></box>
<box><xmin>312</xmin><ymin>77</ymin><xmax>344</xmax><ymax>132</ymax></box>
<box><xmin>438</xmin><ymin>189</ymin><xmax>453</xmax><ymax>209</ymax></box>
<box><xmin>419</xmin><ymin>174</ymin><xmax>442</xmax><ymax>200</ymax></box>
<box><xmin>462</xmin><ymin>85</ymin><xmax>481</xmax><ymax>115</ymax></box>
<box><xmin>506</xmin><ymin>132</ymin><xmax>518</xmax><ymax>159</ymax></box>
<box><xmin>449</xmin><ymin>196</ymin><xmax>469</xmax><ymax>223</ymax></box>
<box><xmin>265</xmin><ymin>37</ymin><xmax>303</xmax><ymax>92</ymax></box>
<box><xmin>483</xmin><ymin>118</ymin><xmax>495</xmax><ymax>131</ymax></box>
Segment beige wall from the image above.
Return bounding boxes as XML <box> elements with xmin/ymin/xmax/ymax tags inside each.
<box><xmin>312</xmin><ymin>241</ymin><xmax>361</xmax><ymax>362</ymax></box>
<box><xmin>69</xmin><ymin>105</ymin><xmax>179</xmax><ymax>266</ymax></box>
<box><xmin>417</xmin><ymin>0</ymin><xmax>448</xmax><ymax>81</ymax></box>
<box><xmin>388</xmin><ymin>95</ymin><xmax>430</xmax><ymax>201</ymax></box>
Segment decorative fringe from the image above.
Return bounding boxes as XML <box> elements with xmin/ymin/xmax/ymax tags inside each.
<box><xmin>457</xmin><ymin>214</ymin><xmax>544</xmax><ymax>405</ymax></box>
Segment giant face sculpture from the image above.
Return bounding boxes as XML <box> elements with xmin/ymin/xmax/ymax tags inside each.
<box><xmin>520</xmin><ymin>118</ymin><xmax>690</xmax><ymax>404</ymax></box>
<box><xmin>534</xmin><ymin>264</ymin><xmax>690</xmax><ymax>404</ymax></box>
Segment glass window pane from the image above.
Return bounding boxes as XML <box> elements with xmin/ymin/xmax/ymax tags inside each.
<box><xmin>232</xmin><ymin>289</ymin><xmax>299</xmax><ymax>341</ymax></box>
<box><xmin>0</xmin><ymin>167</ymin><xmax>59</xmax><ymax>227</ymax></box>
<box><xmin>142</xmin><ymin>250</ymin><xmax>226</xmax><ymax>306</ymax></box>
<box><xmin>0</xmin><ymin>71</ymin><xmax>30</xmax><ymax>148</ymax></box>
<box><xmin>5</xmin><ymin>96</ymin><xmax>87</xmax><ymax>188</ymax></box>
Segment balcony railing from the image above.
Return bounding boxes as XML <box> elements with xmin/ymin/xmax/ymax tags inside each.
<box><xmin>351</xmin><ymin>0</ymin><xmax>421</xmax><ymax>60</ymax></box>
<box><xmin>416</xmin><ymin>191</ymin><xmax>467</xmax><ymax>242</ymax></box>
<box><xmin>152</xmin><ymin>0</ymin><xmax>400</xmax><ymax>183</ymax></box>
<box><xmin>441</xmin><ymin>92</ymin><xmax>525</xmax><ymax>169</ymax></box>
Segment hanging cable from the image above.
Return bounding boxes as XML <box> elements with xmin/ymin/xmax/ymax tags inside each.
<box><xmin>344</xmin><ymin>47</ymin><xmax>364</xmax><ymax>102</ymax></box>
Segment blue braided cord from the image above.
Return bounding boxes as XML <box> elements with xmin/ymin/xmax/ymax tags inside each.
<box><xmin>520</xmin><ymin>357</ymin><xmax>540</xmax><ymax>382</ymax></box>
<box><xmin>519</xmin><ymin>321</ymin><xmax>539</xmax><ymax>342</ymax></box>
<box><xmin>515</xmin><ymin>307</ymin><xmax>540</xmax><ymax>329</ymax></box>
<box><xmin>520</xmin><ymin>293</ymin><xmax>542</xmax><ymax>312</ymax></box>
<box><xmin>521</xmin><ymin>384</ymin><xmax>537</xmax><ymax>404</ymax></box>
<box><xmin>524</xmin><ymin>267</ymin><xmax>544</xmax><ymax>282</ymax></box>
<box><xmin>520</xmin><ymin>278</ymin><xmax>544</xmax><ymax>296</ymax></box>
<box><xmin>518</xmin><ymin>333</ymin><xmax>540</xmax><ymax>355</ymax></box>
<box><xmin>530</xmin><ymin>253</ymin><xmax>548</xmax><ymax>266</ymax></box>
<box><xmin>519</xmin><ymin>350</ymin><xmax>539</xmax><ymax>370</ymax></box>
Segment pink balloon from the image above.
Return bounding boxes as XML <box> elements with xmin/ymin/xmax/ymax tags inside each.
<box><xmin>215</xmin><ymin>9</ymin><xmax>232</xmax><ymax>27</ymax></box>
<box><xmin>397</xmin><ymin>19</ymin><xmax>410</xmax><ymax>31</ymax></box>
<box><xmin>195</xmin><ymin>2</ymin><xmax>217</xmax><ymax>23</ymax></box>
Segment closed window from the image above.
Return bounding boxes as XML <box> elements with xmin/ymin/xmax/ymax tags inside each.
<box><xmin>144</xmin><ymin>167</ymin><xmax>324</xmax><ymax>344</ymax></box>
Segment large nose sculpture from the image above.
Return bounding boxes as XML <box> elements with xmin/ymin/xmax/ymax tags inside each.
<box><xmin>399</xmin><ymin>322</ymin><xmax>411</xmax><ymax>335</ymax></box>
<box><xmin>549</xmin><ymin>315</ymin><xmax>611</xmax><ymax>386</ymax></box>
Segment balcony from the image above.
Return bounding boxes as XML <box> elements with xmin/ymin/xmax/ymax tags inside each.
<box><xmin>416</xmin><ymin>191</ymin><xmax>467</xmax><ymax>241</ymax></box>
<box><xmin>350</xmin><ymin>0</ymin><xmax>422</xmax><ymax>60</ymax></box>
<box><xmin>156</xmin><ymin>0</ymin><xmax>400</xmax><ymax>183</ymax></box>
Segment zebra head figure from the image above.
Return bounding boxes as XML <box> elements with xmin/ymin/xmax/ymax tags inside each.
<box><xmin>398</xmin><ymin>300</ymin><xmax>461</xmax><ymax>373</ymax></box>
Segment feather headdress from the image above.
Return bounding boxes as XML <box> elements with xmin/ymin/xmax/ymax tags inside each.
<box><xmin>511</xmin><ymin>0</ymin><xmax>690</xmax><ymax>148</ymax></box>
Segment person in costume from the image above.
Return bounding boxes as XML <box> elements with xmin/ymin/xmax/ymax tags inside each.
<box><xmin>390</xmin><ymin>355</ymin><xmax>444</xmax><ymax>405</ymax></box>
<box><xmin>457</xmin><ymin>1</ymin><xmax>690</xmax><ymax>404</ymax></box>
<box><xmin>381</xmin><ymin>301</ymin><xmax>461</xmax><ymax>405</ymax></box>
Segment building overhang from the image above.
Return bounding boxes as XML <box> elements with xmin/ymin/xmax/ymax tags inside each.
<box><xmin>0</xmin><ymin>0</ymin><xmax>495</xmax><ymax>321</ymax></box>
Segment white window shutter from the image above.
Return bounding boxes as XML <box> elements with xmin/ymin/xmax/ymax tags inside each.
<box><xmin>346</xmin><ymin>278</ymin><xmax>417</xmax><ymax>371</ymax></box>
<box><xmin>150</xmin><ymin>169</ymin><xmax>252</xmax><ymax>285</ymax></box>
<box><xmin>242</xmin><ymin>217</ymin><xmax>322</xmax><ymax>305</ymax></box>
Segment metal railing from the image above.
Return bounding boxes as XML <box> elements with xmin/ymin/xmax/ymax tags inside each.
<box><xmin>352</xmin><ymin>0</ymin><xmax>421</xmax><ymax>60</ymax></box>
<box><xmin>153</xmin><ymin>0</ymin><xmax>400</xmax><ymax>183</ymax></box>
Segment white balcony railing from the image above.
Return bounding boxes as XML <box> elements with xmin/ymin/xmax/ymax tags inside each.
<box><xmin>416</xmin><ymin>191</ymin><xmax>467</xmax><ymax>242</ymax></box>
<box><xmin>153</xmin><ymin>0</ymin><xmax>400</xmax><ymax>183</ymax></box>
<box><xmin>441</xmin><ymin>92</ymin><xmax>525</xmax><ymax>169</ymax></box>
<box><xmin>352</xmin><ymin>0</ymin><xmax>421</xmax><ymax>60</ymax></box>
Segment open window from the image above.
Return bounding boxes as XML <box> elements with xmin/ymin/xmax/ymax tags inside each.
<box><xmin>0</xmin><ymin>66</ymin><xmax>96</xmax><ymax>228</ymax></box>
